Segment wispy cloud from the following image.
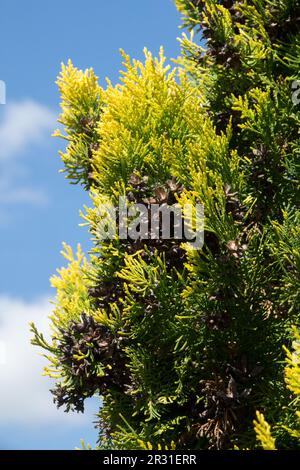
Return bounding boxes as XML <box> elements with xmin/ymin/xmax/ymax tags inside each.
<box><xmin>0</xmin><ymin>295</ymin><xmax>97</xmax><ymax>430</ymax></box>
<box><xmin>0</xmin><ymin>100</ymin><xmax>56</xmax><ymax>212</ymax></box>
<box><xmin>0</xmin><ymin>100</ymin><xmax>56</xmax><ymax>160</ymax></box>
<box><xmin>0</xmin><ymin>187</ymin><xmax>49</xmax><ymax>205</ymax></box>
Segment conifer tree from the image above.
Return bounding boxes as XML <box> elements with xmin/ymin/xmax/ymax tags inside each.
<box><xmin>31</xmin><ymin>1</ymin><xmax>300</xmax><ymax>449</ymax></box>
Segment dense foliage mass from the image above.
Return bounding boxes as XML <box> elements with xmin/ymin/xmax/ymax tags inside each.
<box><xmin>32</xmin><ymin>1</ymin><xmax>300</xmax><ymax>449</ymax></box>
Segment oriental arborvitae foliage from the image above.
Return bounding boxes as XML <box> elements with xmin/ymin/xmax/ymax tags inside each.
<box><xmin>31</xmin><ymin>0</ymin><xmax>300</xmax><ymax>450</ymax></box>
<box><xmin>254</xmin><ymin>326</ymin><xmax>300</xmax><ymax>449</ymax></box>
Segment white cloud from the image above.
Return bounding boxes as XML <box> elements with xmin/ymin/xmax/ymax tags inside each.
<box><xmin>0</xmin><ymin>100</ymin><xmax>56</xmax><ymax>211</ymax></box>
<box><xmin>0</xmin><ymin>295</ymin><xmax>97</xmax><ymax>428</ymax></box>
<box><xmin>0</xmin><ymin>100</ymin><xmax>56</xmax><ymax>160</ymax></box>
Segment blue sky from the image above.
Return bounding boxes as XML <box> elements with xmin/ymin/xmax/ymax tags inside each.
<box><xmin>0</xmin><ymin>0</ymin><xmax>181</xmax><ymax>449</ymax></box>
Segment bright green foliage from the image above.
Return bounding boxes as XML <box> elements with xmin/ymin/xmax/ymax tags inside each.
<box><xmin>31</xmin><ymin>1</ymin><xmax>300</xmax><ymax>449</ymax></box>
<box><xmin>285</xmin><ymin>327</ymin><xmax>300</xmax><ymax>396</ymax></box>
<box><xmin>53</xmin><ymin>60</ymin><xmax>103</xmax><ymax>186</ymax></box>
<box><xmin>254</xmin><ymin>326</ymin><xmax>300</xmax><ymax>448</ymax></box>
<box><xmin>253</xmin><ymin>411</ymin><xmax>276</xmax><ymax>450</ymax></box>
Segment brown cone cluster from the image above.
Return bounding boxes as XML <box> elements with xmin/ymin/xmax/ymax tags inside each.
<box><xmin>52</xmin><ymin>313</ymin><xmax>129</xmax><ymax>412</ymax></box>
